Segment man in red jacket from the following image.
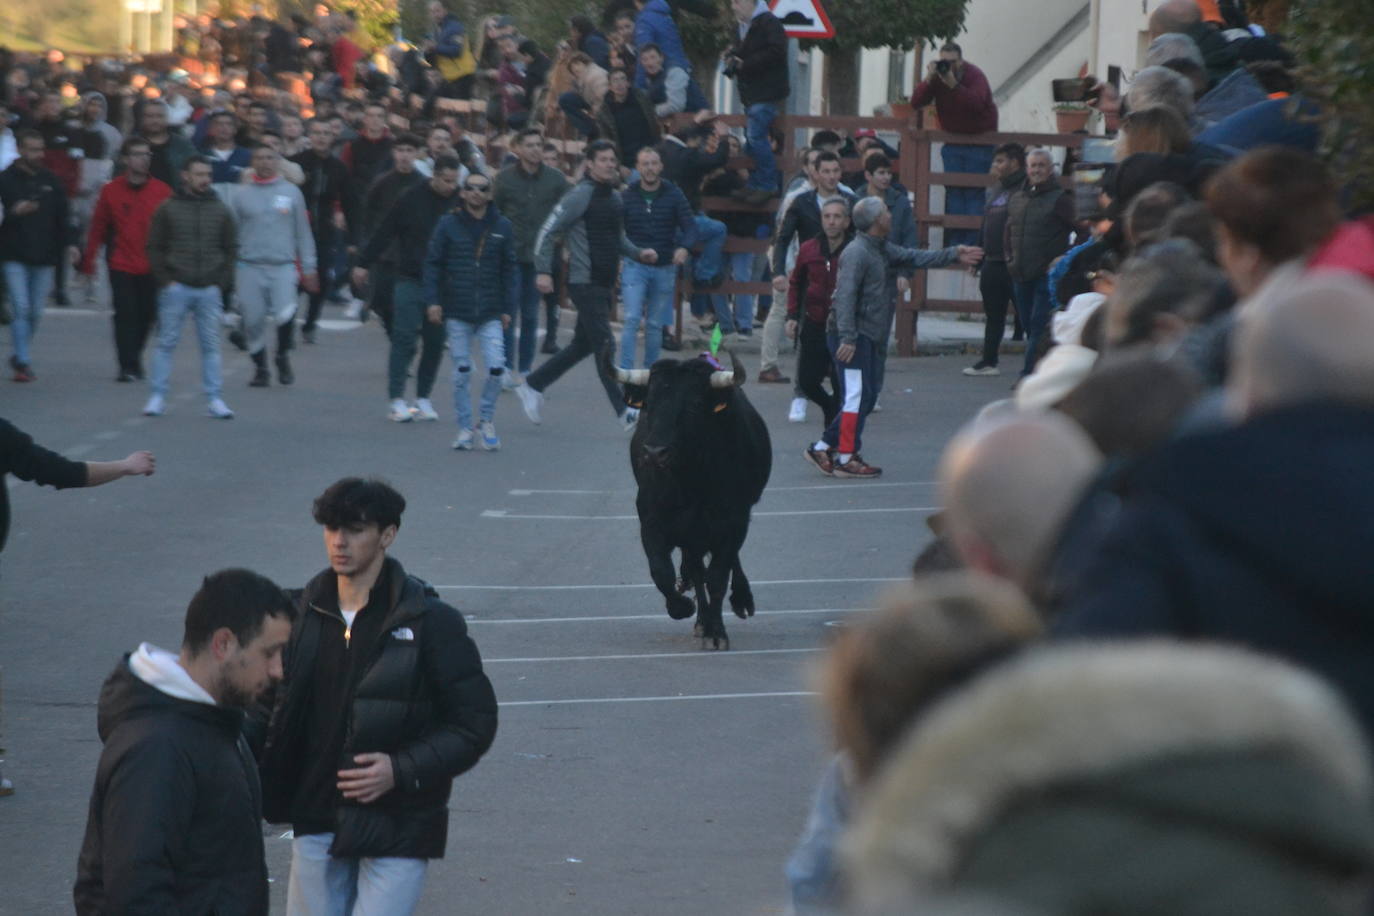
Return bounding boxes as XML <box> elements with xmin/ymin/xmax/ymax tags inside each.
<box><xmin>911</xmin><ymin>42</ymin><xmax>999</xmax><ymax>246</ymax></box>
<box><xmin>80</xmin><ymin>137</ymin><xmax>172</xmax><ymax>381</ymax></box>
<box><xmin>786</xmin><ymin>199</ymin><xmax>852</xmax><ymax>428</ymax></box>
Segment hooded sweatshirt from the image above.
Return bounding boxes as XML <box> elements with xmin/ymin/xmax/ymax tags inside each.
<box><xmin>81</xmin><ymin>92</ymin><xmax>123</xmax><ymax>162</ymax></box>
<box><xmin>73</xmin><ymin>644</ymin><xmax>269</xmax><ymax>915</ymax></box>
<box><xmin>229</xmin><ymin>174</ymin><xmax>317</xmax><ymax>272</ymax></box>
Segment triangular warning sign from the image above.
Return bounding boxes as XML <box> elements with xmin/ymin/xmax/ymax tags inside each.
<box><xmin>769</xmin><ymin>0</ymin><xmax>835</xmax><ymax>39</ymax></box>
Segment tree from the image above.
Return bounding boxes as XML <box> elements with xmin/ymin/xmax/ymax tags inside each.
<box><xmin>802</xmin><ymin>0</ymin><xmax>970</xmax><ymax>115</ymax></box>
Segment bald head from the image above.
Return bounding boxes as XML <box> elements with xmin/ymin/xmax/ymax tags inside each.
<box><xmin>938</xmin><ymin>413</ymin><xmax>1102</xmax><ymax>591</ymax></box>
<box><xmin>1149</xmin><ymin>0</ymin><xmax>1201</xmax><ymax>38</ymax></box>
<box><xmin>1230</xmin><ymin>272</ymin><xmax>1374</xmax><ymax>418</ymax></box>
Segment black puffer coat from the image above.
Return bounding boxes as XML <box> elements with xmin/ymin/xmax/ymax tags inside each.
<box><xmin>260</xmin><ymin>557</ymin><xmax>498</xmax><ymax>859</ymax></box>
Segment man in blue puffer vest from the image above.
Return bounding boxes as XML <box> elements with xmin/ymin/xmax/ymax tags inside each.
<box><xmin>423</xmin><ymin>171</ymin><xmax>519</xmax><ymax>451</ymax></box>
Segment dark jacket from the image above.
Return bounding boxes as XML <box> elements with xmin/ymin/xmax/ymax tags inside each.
<box><xmin>200</xmin><ymin>144</ymin><xmax>251</xmax><ymax>185</ymax></box>
<box><xmin>493</xmin><ymin>162</ymin><xmax>570</xmax><ymax>264</ymax></box>
<box><xmin>704</xmin><ymin>168</ymin><xmax>771</xmax><ymax>238</ymax></box>
<box><xmin>0</xmin><ymin>418</ymin><xmax>87</xmax><ymax>552</ymax></box>
<box><xmin>342</xmin><ymin>132</ymin><xmax>394</xmax><ymax>189</ymax></box>
<box><xmin>620</xmin><ymin>178</ymin><xmax>695</xmax><ymax>264</ymax></box>
<box><xmin>74</xmin><ymin>657</ymin><xmax>268</xmax><ymax>915</ymax></box>
<box><xmin>644</xmin><ymin>66</ymin><xmax>709</xmax><ymax>116</ymax></box>
<box><xmin>980</xmin><ymin>167</ymin><xmax>1025</xmax><ymax>262</ymax></box>
<box><xmin>142</xmin><ymin>132</ymin><xmax>197</xmax><ymax>187</ymax></box>
<box><xmin>146</xmin><ymin>188</ymin><xmax>239</xmax><ymax>289</ymax></box>
<box><xmin>787</xmin><ymin>234</ymin><xmax>850</xmax><ymax>325</ymax></box>
<box><xmin>423</xmin><ymin>206</ymin><xmax>519</xmax><ymax>324</ymax></box>
<box><xmin>359</xmin><ymin>168</ymin><xmax>426</xmax><ymax>265</ymax></box>
<box><xmin>658</xmin><ymin>134</ymin><xmax>729</xmax><ymax>213</ymax></box>
<box><xmin>596</xmin><ymin>90</ymin><xmax>662</xmax><ymax>163</ymax></box>
<box><xmin>1005</xmin><ymin>179</ymin><xmax>1074</xmax><ymax>282</ymax></box>
<box><xmin>578</xmin><ymin>30</ymin><xmax>612</xmax><ymax>70</ymax></box>
<box><xmin>291</xmin><ymin>148</ymin><xmax>357</xmax><ymax>241</ymax></box>
<box><xmin>771</xmin><ymin>187</ymin><xmax>857</xmax><ymax>277</ymax></box>
<box><xmin>357</xmin><ymin>180</ymin><xmax>459</xmax><ymax>280</ymax></box>
<box><xmin>729</xmin><ymin>8</ymin><xmax>789</xmax><ymax>107</ymax></box>
<box><xmin>1054</xmin><ymin>403</ymin><xmax>1374</xmax><ymax>738</ymax></box>
<box><xmin>0</xmin><ymin>159</ymin><xmax>71</xmax><ymax>265</ymax></box>
<box><xmin>260</xmin><ymin>557</ymin><xmax>498</xmax><ymax>859</ymax></box>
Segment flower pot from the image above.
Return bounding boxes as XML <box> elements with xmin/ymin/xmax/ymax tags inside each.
<box><xmin>1055</xmin><ymin>108</ymin><xmax>1092</xmax><ymax>134</ymax></box>
<box><xmin>889</xmin><ymin>101</ymin><xmax>914</xmax><ymax>120</ymax></box>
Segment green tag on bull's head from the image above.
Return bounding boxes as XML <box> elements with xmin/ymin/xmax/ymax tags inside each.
<box><xmin>709</xmin><ymin>325</ymin><xmax>723</xmax><ymax>356</ymax></box>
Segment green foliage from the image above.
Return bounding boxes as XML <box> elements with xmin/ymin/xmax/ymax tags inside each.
<box><xmin>802</xmin><ymin>0</ymin><xmax>968</xmax><ymax>54</ymax></box>
<box><xmin>1281</xmin><ymin>0</ymin><xmax>1374</xmax><ymax>209</ymax></box>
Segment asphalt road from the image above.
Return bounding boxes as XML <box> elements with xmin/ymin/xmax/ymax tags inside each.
<box><xmin>0</xmin><ymin>304</ymin><xmax>1002</xmax><ymax>915</ymax></box>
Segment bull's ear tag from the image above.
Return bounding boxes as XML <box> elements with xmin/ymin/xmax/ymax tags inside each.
<box><xmin>713</xmin><ymin>402</ymin><xmax>728</xmax><ymax>413</ymax></box>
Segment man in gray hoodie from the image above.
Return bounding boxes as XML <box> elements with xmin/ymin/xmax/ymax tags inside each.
<box><xmin>230</xmin><ymin>142</ymin><xmax>318</xmax><ymax>387</ymax></box>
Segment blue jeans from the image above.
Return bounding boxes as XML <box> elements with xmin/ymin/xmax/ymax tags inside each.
<box><xmin>446</xmin><ymin>317</ymin><xmax>506</xmax><ymax>428</ymax></box>
<box><xmin>503</xmin><ymin>263</ymin><xmax>543</xmax><ymax>374</ymax></box>
<box><xmin>150</xmin><ymin>283</ymin><xmax>224</xmax><ymax>400</ymax></box>
<box><xmin>3</xmin><ymin>262</ymin><xmax>55</xmax><ymax>367</ymax></box>
<box><xmin>286</xmin><ymin>833</ymin><xmax>428</xmax><ymax>916</ymax></box>
<box><xmin>941</xmin><ymin>143</ymin><xmax>994</xmax><ymax>246</ymax></box>
<box><xmin>619</xmin><ymin>259</ymin><xmax>676</xmax><ymax>369</ymax></box>
<box><xmin>746</xmin><ymin>102</ymin><xmax>780</xmax><ymax>192</ymax></box>
<box><xmin>692</xmin><ymin>215</ymin><xmax>726</xmax><ymax>283</ymax></box>
<box><xmin>728</xmin><ymin>251</ymin><xmax>757</xmax><ymax>332</ymax></box>
<box><xmin>1013</xmin><ymin>274</ymin><xmax>1053</xmax><ymax>377</ymax></box>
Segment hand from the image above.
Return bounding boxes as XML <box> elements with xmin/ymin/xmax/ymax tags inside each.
<box><xmin>301</xmin><ymin>273</ymin><xmax>320</xmax><ymax>294</ymax></box>
<box><xmin>693</xmin><ymin>108</ymin><xmax>714</xmax><ymax>125</ymax></box>
<box><xmin>122</xmin><ymin>450</ymin><xmax>156</xmax><ymax>476</ymax></box>
<box><xmin>835</xmin><ymin>342</ymin><xmax>856</xmax><ymax>364</ymax></box>
<box><xmin>671</xmin><ymin>247</ymin><xmax>689</xmax><ymax>267</ymax></box>
<box><xmin>896</xmin><ymin>276</ymin><xmax>910</xmax><ymax>293</ymax></box>
<box><xmin>501</xmin><ymin>314</ymin><xmax>511</xmax><ymax>330</ymax></box>
<box><xmin>332</xmin><ymin>211</ymin><xmax>346</xmax><ymax>230</ymax></box>
<box><xmin>536</xmin><ymin>273</ymin><xmax>554</xmax><ymax>295</ymax></box>
<box><xmin>941</xmin><ymin>68</ymin><xmax>958</xmax><ymax>88</ymax></box>
<box><xmin>426</xmin><ymin>304</ymin><xmax>443</xmax><ymax>324</ymax></box>
<box><xmin>771</xmin><ymin>274</ymin><xmax>788</xmax><ymax>293</ymax></box>
<box><xmin>12</xmin><ymin>199</ymin><xmax>38</xmax><ymax>216</ymax></box>
<box><xmin>785</xmin><ymin>319</ymin><xmax>797</xmax><ymax>340</ymax></box>
<box><xmin>925</xmin><ymin>60</ymin><xmax>940</xmax><ymax>80</ymax></box>
<box><xmin>640</xmin><ymin>249</ymin><xmax>658</xmax><ymax>264</ymax></box>
<box><xmin>337</xmin><ymin>752</ymin><xmax>395</xmax><ymax>804</ymax></box>
<box><xmin>956</xmin><ymin>246</ymin><xmax>984</xmax><ymax>268</ymax></box>
<box><xmin>351</xmin><ymin>267</ymin><xmax>369</xmax><ymax>287</ymax></box>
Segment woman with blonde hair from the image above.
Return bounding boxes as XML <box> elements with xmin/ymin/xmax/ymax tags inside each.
<box><xmin>1116</xmin><ymin>105</ymin><xmax>1192</xmax><ymax>159</ymax></box>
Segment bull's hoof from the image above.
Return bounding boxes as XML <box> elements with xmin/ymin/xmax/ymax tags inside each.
<box><xmin>675</xmin><ymin>577</ymin><xmax>692</xmax><ymax>594</ymax></box>
<box><xmin>700</xmin><ymin>633</ymin><xmax>730</xmax><ymax>651</ymax></box>
<box><xmin>729</xmin><ymin>591</ymin><xmax>755</xmax><ymax>619</ymax></box>
<box><xmin>666</xmin><ymin>593</ymin><xmax>695</xmax><ymax>620</ymax></box>
<box><xmin>693</xmin><ymin>620</ymin><xmax>705</xmax><ymax>638</ymax></box>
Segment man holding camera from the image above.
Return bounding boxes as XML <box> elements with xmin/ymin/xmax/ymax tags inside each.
<box><xmin>911</xmin><ymin>42</ymin><xmax>998</xmax><ymax>246</ymax></box>
<box><xmin>724</xmin><ymin>0</ymin><xmax>789</xmax><ymax>206</ymax></box>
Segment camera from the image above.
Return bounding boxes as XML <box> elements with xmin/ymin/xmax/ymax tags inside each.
<box><xmin>935</xmin><ymin>60</ymin><xmax>951</xmax><ymax>74</ymax></box>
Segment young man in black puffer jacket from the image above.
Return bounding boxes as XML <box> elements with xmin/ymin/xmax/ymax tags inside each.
<box><xmin>259</xmin><ymin>478</ymin><xmax>497</xmax><ymax>916</ymax></box>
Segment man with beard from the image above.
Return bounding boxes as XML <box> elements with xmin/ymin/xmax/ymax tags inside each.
<box><xmin>74</xmin><ymin>569</ymin><xmax>295</xmax><ymax>915</ymax></box>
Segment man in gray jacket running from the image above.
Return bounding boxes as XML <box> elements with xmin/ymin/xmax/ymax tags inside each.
<box><xmin>230</xmin><ymin>142</ymin><xmax>318</xmax><ymax>387</ymax></box>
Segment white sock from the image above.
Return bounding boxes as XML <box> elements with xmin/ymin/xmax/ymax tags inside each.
<box><xmin>812</xmin><ymin>441</ymin><xmax>829</xmax><ymax>452</ymax></box>
<box><xmin>837</xmin><ymin>453</ymin><xmax>853</xmax><ymax>464</ymax></box>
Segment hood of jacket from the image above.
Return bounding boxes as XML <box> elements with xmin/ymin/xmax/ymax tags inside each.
<box><xmin>1132</xmin><ymin>402</ymin><xmax>1374</xmax><ymax>620</ymax></box>
<box><xmin>81</xmin><ymin>91</ymin><xmax>109</xmax><ymax>124</ymax></box>
<box><xmin>97</xmin><ymin>645</ymin><xmax>240</xmax><ymax>744</ymax></box>
<box><xmin>845</xmin><ymin>641</ymin><xmax>1374</xmax><ymax>899</ymax></box>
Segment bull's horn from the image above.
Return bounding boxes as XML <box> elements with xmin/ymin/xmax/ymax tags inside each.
<box><xmin>615</xmin><ymin>367</ymin><xmax>651</xmax><ymax>385</ymax></box>
<box><xmin>709</xmin><ymin>370</ymin><xmax>736</xmax><ymax>389</ymax></box>
<box><xmin>728</xmin><ymin>349</ymin><xmax>747</xmax><ymax>386</ymax></box>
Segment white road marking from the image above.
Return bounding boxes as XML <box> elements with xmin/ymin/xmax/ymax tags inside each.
<box><xmin>508</xmin><ymin>482</ymin><xmax>935</xmax><ymax>496</ymax></box>
<box><xmin>437</xmin><ymin>578</ymin><xmax>903</xmax><ymax>590</ymax></box>
<box><xmin>499</xmin><ymin>690</ymin><xmax>817</xmax><ymax>707</ymax></box>
<box><xmin>92</xmin><ymin>430</ymin><xmax>122</xmax><ymax>441</ymax></box>
<box><xmin>482</xmin><ymin>507</ymin><xmax>936</xmax><ymax>520</ymax></box>
<box><xmin>469</xmin><ymin>607</ymin><xmax>873</xmax><ymax>624</ymax></box>
<box><xmin>486</xmin><ymin>647</ymin><xmax>821</xmax><ymax>663</ymax></box>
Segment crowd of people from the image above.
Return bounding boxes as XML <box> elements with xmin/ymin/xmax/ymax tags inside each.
<box><xmin>4</xmin><ymin>0</ymin><xmax>1374</xmax><ymax>911</ymax></box>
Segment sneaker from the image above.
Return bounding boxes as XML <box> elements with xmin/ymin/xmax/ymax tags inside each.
<box><xmin>301</xmin><ymin>326</ymin><xmax>316</xmax><ymax>345</ymax></box>
<box><xmin>541</xmin><ymin>337</ymin><xmax>559</xmax><ymax>354</ymax></box>
<box><xmin>834</xmin><ymin>455</ymin><xmax>882</xmax><ymax>478</ymax></box>
<box><xmin>872</xmin><ymin>401</ymin><xmax>883</xmax><ymax>413</ymax></box>
<box><xmin>249</xmin><ymin>365</ymin><xmax>270</xmax><ymax>387</ymax></box>
<box><xmin>275</xmin><ymin>354</ymin><xmax>294</xmax><ymax>386</ymax></box>
<box><xmin>12</xmin><ymin>365</ymin><xmax>35</xmax><ymax>383</ymax></box>
<box><xmin>803</xmin><ymin>446</ymin><xmax>835</xmax><ymax>477</ymax></box>
<box><xmin>515</xmin><ymin>383</ymin><xmax>544</xmax><ymax>424</ymax></box>
<box><xmin>787</xmin><ymin>397</ymin><xmax>807</xmax><ymax>423</ymax></box>
<box><xmin>228</xmin><ymin>329</ymin><xmax>248</xmax><ymax>351</ymax></box>
<box><xmin>501</xmin><ymin>371</ymin><xmax>520</xmax><ymax>390</ymax></box>
<box><xmin>661</xmin><ymin>330</ymin><xmax>682</xmax><ymax>352</ymax></box>
<box><xmin>620</xmin><ymin>407</ymin><xmax>640</xmax><ymax>432</ymax></box>
<box><xmin>389</xmin><ymin>398</ymin><xmax>413</xmax><ymax>422</ymax></box>
<box><xmin>478</xmin><ymin>420</ymin><xmax>500</xmax><ymax>450</ymax></box>
<box><xmin>963</xmin><ymin>361</ymin><xmax>1001</xmax><ymax>376</ymax></box>
<box><xmin>207</xmin><ymin>398</ymin><xmax>235</xmax><ymax>419</ymax></box>
<box><xmin>452</xmin><ymin>428</ymin><xmax>475</xmax><ymax>450</ymax></box>
<box><xmin>342</xmin><ymin>299</ymin><xmax>364</xmax><ymax>320</ymax></box>
<box><xmin>143</xmin><ymin>394</ymin><xmax>165</xmax><ymax>416</ymax></box>
<box><xmin>412</xmin><ymin>398</ymin><xmax>439</xmax><ymax>421</ymax></box>
<box><xmin>757</xmin><ymin>367</ymin><xmax>790</xmax><ymax>384</ymax></box>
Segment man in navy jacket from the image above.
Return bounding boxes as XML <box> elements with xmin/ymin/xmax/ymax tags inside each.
<box><xmin>619</xmin><ymin>146</ymin><xmax>695</xmax><ymax>372</ymax></box>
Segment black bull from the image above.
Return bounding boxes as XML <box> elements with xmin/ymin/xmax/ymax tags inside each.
<box><xmin>610</xmin><ymin>352</ymin><xmax>772</xmax><ymax>650</ymax></box>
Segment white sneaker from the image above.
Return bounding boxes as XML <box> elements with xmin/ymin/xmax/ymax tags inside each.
<box><xmin>389</xmin><ymin>399</ymin><xmax>413</xmax><ymax>422</ymax></box>
<box><xmin>871</xmin><ymin>401</ymin><xmax>883</xmax><ymax>413</ymax></box>
<box><xmin>452</xmin><ymin>428</ymin><xmax>475</xmax><ymax>450</ymax></box>
<box><xmin>343</xmin><ymin>299</ymin><xmax>364</xmax><ymax>320</ymax></box>
<box><xmin>478</xmin><ymin>420</ymin><xmax>501</xmax><ymax>450</ymax></box>
<box><xmin>501</xmin><ymin>371</ymin><xmax>520</xmax><ymax>390</ymax></box>
<box><xmin>142</xmin><ymin>394</ymin><xmax>165</xmax><ymax>417</ymax></box>
<box><xmin>207</xmin><ymin>398</ymin><xmax>234</xmax><ymax>419</ymax></box>
<box><xmin>619</xmin><ymin>407</ymin><xmax>640</xmax><ymax>432</ymax></box>
<box><xmin>515</xmin><ymin>383</ymin><xmax>543</xmax><ymax>424</ymax></box>
<box><xmin>963</xmin><ymin>362</ymin><xmax>1001</xmax><ymax>377</ymax></box>
<box><xmin>412</xmin><ymin>398</ymin><xmax>439</xmax><ymax>421</ymax></box>
<box><xmin>787</xmin><ymin>397</ymin><xmax>807</xmax><ymax>423</ymax></box>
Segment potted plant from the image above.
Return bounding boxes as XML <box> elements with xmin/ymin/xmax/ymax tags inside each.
<box><xmin>1054</xmin><ymin>103</ymin><xmax>1092</xmax><ymax>134</ymax></box>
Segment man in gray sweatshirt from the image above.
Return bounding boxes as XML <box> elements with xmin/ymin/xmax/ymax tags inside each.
<box><xmin>230</xmin><ymin>142</ymin><xmax>318</xmax><ymax>387</ymax></box>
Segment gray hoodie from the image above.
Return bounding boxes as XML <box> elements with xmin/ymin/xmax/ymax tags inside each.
<box><xmin>81</xmin><ymin>92</ymin><xmax>123</xmax><ymax>161</ymax></box>
<box><xmin>229</xmin><ymin>175</ymin><xmax>317</xmax><ymax>273</ymax></box>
